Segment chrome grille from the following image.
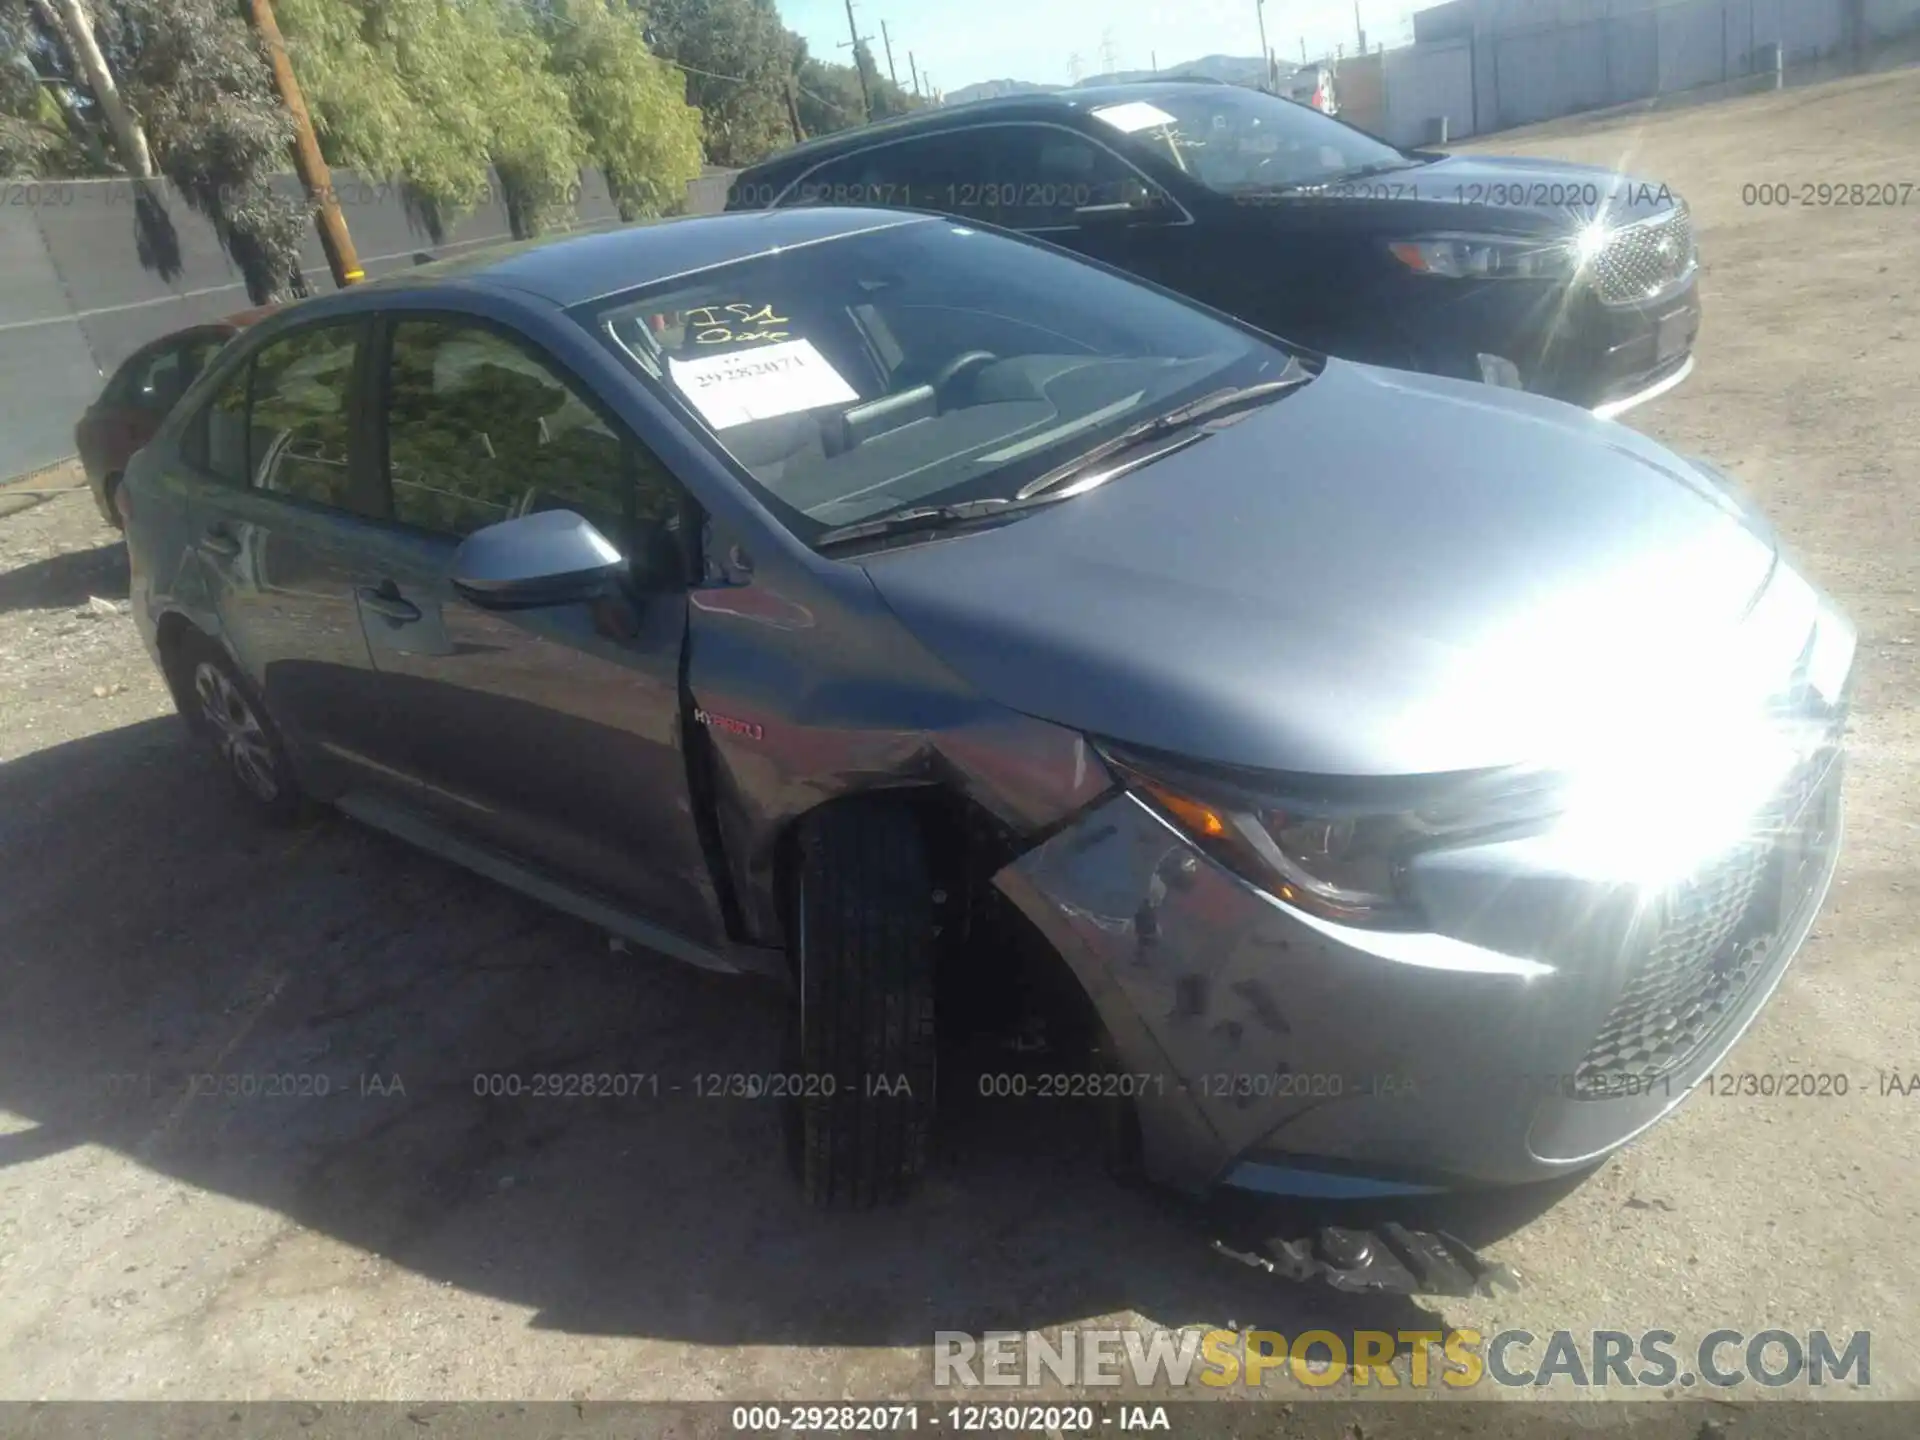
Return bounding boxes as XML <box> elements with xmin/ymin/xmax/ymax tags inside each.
<box><xmin>1590</xmin><ymin>206</ymin><xmax>1696</xmax><ymax>305</ymax></box>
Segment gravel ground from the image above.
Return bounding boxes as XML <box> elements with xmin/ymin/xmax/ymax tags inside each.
<box><xmin>1</xmin><ymin>68</ymin><xmax>1917</xmax><ymax>1409</ymax></box>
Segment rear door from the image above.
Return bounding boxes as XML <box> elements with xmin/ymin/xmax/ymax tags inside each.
<box><xmin>345</xmin><ymin>311</ymin><xmax>723</xmax><ymax>945</ymax></box>
<box><xmin>179</xmin><ymin>318</ymin><xmax>390</xmax><ymax>781</ymax></box>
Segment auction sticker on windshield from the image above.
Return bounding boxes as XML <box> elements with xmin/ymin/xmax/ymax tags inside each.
<box><xmin>1090</xmin><ymin>101</ymin><xmax>1178</xmax><ymax>134</ymax></box>
<box><xmin>668</xmin><ymin>337</ymin><xmax>858</xmax><ymax>429</ymax></box>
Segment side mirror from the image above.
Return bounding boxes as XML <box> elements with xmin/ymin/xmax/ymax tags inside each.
<box><xmin>451</xmin><ymin>509</ymin><xmax>626</xmax><ymax>610</ymax></box>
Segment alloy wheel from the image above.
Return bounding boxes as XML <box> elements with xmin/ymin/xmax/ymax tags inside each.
<box><xmin>192</xmin><ymin>661</ymin><xmax>280</xmax><ymax>803</ymax></box>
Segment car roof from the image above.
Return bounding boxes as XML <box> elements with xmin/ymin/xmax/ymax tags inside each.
<box><xmin>736</xmin><ymin>81</ymin><xmax>1241</xmax><ymax>179</ymax></box>
<box><xmin>342</xmin><ymin>207</ymin><xmax>933</xmax><ymax>311</ymax></box>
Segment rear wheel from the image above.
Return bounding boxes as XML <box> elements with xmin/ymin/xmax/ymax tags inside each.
<box><xmin>170</xmin><ymin>636</ymin><xmax>306</xmax><ymax>825</ymax></box>
<box><xmin>784</xmin><ymin>801</ymin><xmax>939</xmax><ymax>1208</ymax></box>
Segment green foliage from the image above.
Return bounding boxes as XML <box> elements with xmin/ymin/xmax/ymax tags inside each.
<box><xmin>646</xmin><ymin>0</ymin><xmax>794</xmax><ymax>168</ymax></box>
<box><xmin>98</xmin><ymin>0</ymin><xmax>308</xmax><ymax>301</ymax></box>
<box><xmin>474</xmin><ymin>6</ymin><xmax>588</xmax><ymax>237</ymax></box>
<box><xmin>790</xmin><ymin>37</ymin><xmax>919</xmax><ymax>146</ymax></box>
<box><xmin>274</xmin><ymin>0</ymin><xmax>586</xmax><ymax>239</ymax></box>
<box><xmin>0</xmin><ymin>8</ymin><xmax>96</xmax><ymax>176</ymax></box>
<box><xmin>271</xmin><ymin>0</ymin><xmax>497</xmax><ymax>224</ymax></box>
<box><xmin>538</xmin><ymin>0</ymin><xmax>703</xmax><ymax>221</ymax></box>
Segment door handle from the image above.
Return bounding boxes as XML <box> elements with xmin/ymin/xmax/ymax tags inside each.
<box><xmin>357</xmin><ymin>585</ymin><xmax>422</xmax><ymax>624</ymax></box>
<box><xmin>199</xmin><ymin>527</ymin><xmax>241</xmax><ymax>558</ymax></box>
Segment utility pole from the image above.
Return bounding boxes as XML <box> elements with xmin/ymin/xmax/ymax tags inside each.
<box><xmin>1254</xmin><ymin>0</ymin><xmax>1273</xmax><ymax>90</ymax></box>
<box><xmin>909</xmin><ymin>49</ymin><xmax>922</xmax><ymax>98</ymax></box>
<box><xmin>243</xmin><ymin>0</ymin><xmax>361</xmax><ymax>287</ymax></box>
<box><xmin>1354</xmin><ymin>0</ymin><xmax>1368</xmax><ymax>54</ymax></box>
<box><xmin>880</xmin><ymin>20</ymin><xmax>900</xmax><ymax>89</ymax></box>
<box><xmin>1099</xmin><ymin>28</ymin><xmax>1118</xmax><ymax>77</ymax></box>
<box><xmin>1151</xmin><ymin>49</ymin><xmax>1158</xmax><ymax>73</ymax></box>
<box><xmin>1067</xmin><ymin>50</ymin><xmax>1083</xmax><ymax>84</ymax></box>
<box><xmin>840</xmin><ymin>0</ymin><xmax>873</xmax><ymax>121</ymax></box>
<box><xmin>784</xmin><ymin>73</ymin><xmax>807</xmax><ymax>142</ymax></box>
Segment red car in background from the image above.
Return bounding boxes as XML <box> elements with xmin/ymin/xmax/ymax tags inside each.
<box><xmin>74</xmin><ymin>306</ymin><xmax>276</xmax><ymax>527</ymax></box>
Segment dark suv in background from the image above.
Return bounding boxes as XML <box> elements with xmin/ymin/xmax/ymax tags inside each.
<box><xmin>726</xmin><ymin>81</ymin><xmax>1702</xmax><ymax>417</ymax></box>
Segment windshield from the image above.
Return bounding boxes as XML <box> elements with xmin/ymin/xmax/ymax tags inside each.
<box><xmin>1085</xmin><ymin>85</ymin><xmax>1412</xmax><ymax>195</ymax></box>
<box><xmin>582</xmin><ymin>218</ymin><xmax>1295</xmax><ymax>541</ymax></box>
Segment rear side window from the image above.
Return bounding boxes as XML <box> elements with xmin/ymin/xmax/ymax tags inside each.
<box><xmin>247</xmin><ymin>324</ymin><xmax>366</xmax><ymax>512</ymax></box>
<box><xmin>382</xmin><ymin>318</ymin><xmax>681</xmax><ymax>547</ymax></box>
<box><xmin>784</xmin><ymin>132</ymin><xmax>983</xmax><ymax>218</ymax></box>
<box><xmin>113</xmin><ymin>340</ymin><xmax>203</xmax><ymax>410</ymax></box>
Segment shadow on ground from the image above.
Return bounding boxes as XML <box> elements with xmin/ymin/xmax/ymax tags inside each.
<box><xmin>0</xmin><ymin>541</ymin><xmax>128</xmax><ymax>615</ymax></box>
<box><xmin>0</xmin><ymin>719</ymin><xmax>1584</xmax><ymax>1353</ymax></box>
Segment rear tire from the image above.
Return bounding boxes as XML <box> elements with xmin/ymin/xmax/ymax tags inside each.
<box><xmin>784</xmin><ymin>801</ymin><xmax>938</xmax><ymax>1209</ymax></box>
<box><xmin>168</xmin><ymin>634</ymin><xmax>308</xmax><ymax>826</ymax></box>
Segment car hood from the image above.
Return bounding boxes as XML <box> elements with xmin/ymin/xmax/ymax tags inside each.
<box><xmin>858</xmin><ymin>362</ymin><xmax>1783</xmax><ymax>778</ymax></box>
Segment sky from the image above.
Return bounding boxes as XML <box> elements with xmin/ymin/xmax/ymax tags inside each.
<box><xmin>779</xmin><ymin>0</ymin><xmax>1426</xmax><ymax>95</ymax></box>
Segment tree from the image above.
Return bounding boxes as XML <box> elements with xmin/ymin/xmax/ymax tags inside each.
<box><xmin>46</xmin><ymin>0</ymin><xmax>149</xmax><ymax>175</ymax></box>
<box><xmin>791</xmin><ymin>45</ymin><xmax>866</xmax><ymax>141</ymax></box>
<box><xmin>538</xmin><ymin>0</ymin><xmax>702</xmax><ymax>220</ymax></box>
<box><xmin>0</xmin><ymin>4</ymin><xmax>104</xmax><ymax>175</ymax></box>
<box><xmin>646</xmin><ymin>0</ymin><xmax>793</xmax><ymax>168</ymax></box>
<box><xmin>271</xmin><ymin>0</ymin><xmax>497</xmax><ymax>230</ymax></box>
<box><xmin>272</xmin><ymin>0</ymin><xmax>584</xmax><ymax>240</ymax></box>
<box><xmin>91</xmin><ymin>0</ymin><xmax>309</xmax><ymax>301</ymax></box>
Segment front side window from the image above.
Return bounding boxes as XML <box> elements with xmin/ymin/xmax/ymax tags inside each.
<box><xmin>969</xmin><ymin>126</ymin><xmax>1156</xmax><ymax>228</ymax></box>
<box><xmin>247</xmin><ymin>323</ymin><xmax>366</xmax><ymax>512</ymax></box>
<box><xmin>584</xmin><ymin>217</ymin><xmax>1300</xmax><ymax>540</ymax></box>
<box><xmin>1085</xmin><ymin>87</ymin><xmax>1415</xmax><ymax>195</ymax></box>
<box><xmin>383</xmin><ymin>318</ymin><xmax>675</xmax><ymax>546</ymax></box>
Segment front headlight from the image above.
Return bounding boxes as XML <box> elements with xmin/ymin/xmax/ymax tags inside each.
<box><xmin>1387</xmin><ymin>231</ymin><xmax>1591</xmax><ymax>282</ymax></box>
<box><xmin>1099</xmin><ymin>745</ymin><xmax>1551</xmax><ymax>928</ymax></box>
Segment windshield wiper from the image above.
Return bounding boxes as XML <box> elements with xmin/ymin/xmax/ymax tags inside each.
<box><xmin>1015</xmin><ymin>370</ymin><xmax>1311</xmax><ymax>502</ymax></box>
<box><xmin>813</xmin><ymin>368</ymin><xmax>1312</xmax><ymax>551</ymax></box>
<box><xmin>1270</xmin><ymin>158</ymin><xmax>1428</xmax><ymax>193</ymax></box>
<box><xmin>814</xmin><ymin>497</ymin><xmax>1019</xmax><ymax>550</ymax></box>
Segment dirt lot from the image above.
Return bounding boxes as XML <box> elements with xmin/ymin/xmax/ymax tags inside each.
<box><xmin>2</xmin><ymin>68</ymin><xmax>1917</xmax><ymax>1407</ymax></box>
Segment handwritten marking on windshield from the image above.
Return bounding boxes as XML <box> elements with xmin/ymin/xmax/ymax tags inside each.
<box><xmin>686</xmin><ymin>303</ymin><xmax>793</xmax><ymax>346</ymax></box>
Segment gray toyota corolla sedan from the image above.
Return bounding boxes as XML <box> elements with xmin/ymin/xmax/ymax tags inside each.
<box><xmin>120</xmin><ymin>207</ymin><xmax>1854</xmax><ymax>1212</ymax></box>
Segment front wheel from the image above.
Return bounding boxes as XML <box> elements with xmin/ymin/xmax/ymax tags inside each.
<box><xmin>784</xmin><ymin>801</ymin><xmax>939</xmax><ymax>1209</ymax></box>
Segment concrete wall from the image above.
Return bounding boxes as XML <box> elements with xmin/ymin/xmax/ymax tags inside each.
<box><xmin>1381</xmin><ymin>38</ymin><xmax>1478</xmax><ymax>144</ymax></box>
<box><xmin>1402</xmin><ymin>0</ymin><xmax>1920</xmax><ymax>134</ymax></box>
<box><xmin>0</xmin><ymin>165</ymin><xmax>736</xmax><ymax>482</ymax></box>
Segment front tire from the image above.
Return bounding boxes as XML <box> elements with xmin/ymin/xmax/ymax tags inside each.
<box><xmin>785</xmin><ymin>801</ymin><xmax>938</xmax><ymax>1209</ymax></box>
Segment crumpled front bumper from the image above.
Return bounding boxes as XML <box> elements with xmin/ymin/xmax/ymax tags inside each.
<box><xmin>991</xmin><ymin>748</ymin><xmax>1844</xmax><ymax>1199</ymax></box>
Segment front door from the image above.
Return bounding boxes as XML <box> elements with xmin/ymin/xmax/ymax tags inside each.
<box><xmin>347</xmin><ymin>313</ymin><xmax>722</xmax><ymax>947</ymax></box>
